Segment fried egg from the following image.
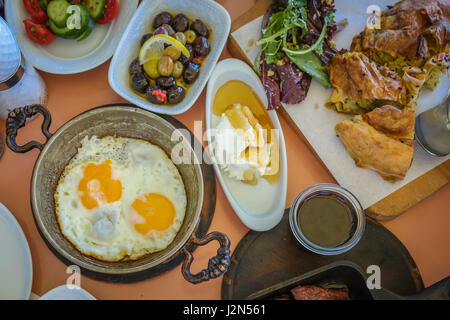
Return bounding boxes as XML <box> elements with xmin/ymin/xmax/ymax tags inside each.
<box><xmin>54</xmin><ymin>136</ymin><xmax>187</xmax><ymax>261</ymax></box>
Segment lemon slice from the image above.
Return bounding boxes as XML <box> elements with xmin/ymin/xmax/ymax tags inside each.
<box><xmin>139</xmin><ymin>34</ymin><xmax>191</xmax><ymax>65</ymax></box>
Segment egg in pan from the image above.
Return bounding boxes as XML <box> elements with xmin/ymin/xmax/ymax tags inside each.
<box><xmin>54</xmin><ymin>136</ymin><xmax>187</xmax><ymax>262</ymax></box>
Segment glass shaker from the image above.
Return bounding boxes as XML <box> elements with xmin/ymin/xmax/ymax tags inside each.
<box><xmin>0</xmin><ymin>16</ymin><xmax>48</xmax><ymax>159</ymax></box>
<box><xmin>415</xmin><ymin>89</ymin><xmax>450</xmax><ymax>157</ymax></box>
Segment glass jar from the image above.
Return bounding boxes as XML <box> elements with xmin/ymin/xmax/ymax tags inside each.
<box><xmin>289</xmin><ymin>183</ymin><xmax>366</xmax><ymax>255</ymax></box>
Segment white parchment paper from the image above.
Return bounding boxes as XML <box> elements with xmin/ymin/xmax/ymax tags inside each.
<box><xmin>231</xmin><ymin>0</ymin><xmax>450</xmax><ymax>209</ymax></box>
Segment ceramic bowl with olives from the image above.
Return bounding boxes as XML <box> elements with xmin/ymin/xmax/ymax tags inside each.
<box><xmin>109</xmin><ymin>0</ymin><xmax>231</xmax><ymax>115</ymax></box>
<box><xmin>128</xmin><ymin>12</ymin><xmax>212</xmax><ymax>106</ymax></box>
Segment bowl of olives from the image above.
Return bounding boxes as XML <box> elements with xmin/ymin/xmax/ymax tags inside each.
<box><xmin>108</xmin><ymin>0</ymin><xmax>231</xmax><ymax>115</ymax></box>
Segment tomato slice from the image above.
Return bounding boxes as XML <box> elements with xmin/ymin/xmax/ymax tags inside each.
<box><xmin>23</xmin><ymin>19</ymin><xmax>55</xmax><ymax>45</ymax></box>
<box><xmin>23</xmin><ymin>0</ymin><xmax>48</xmax><ymax>23</ymax></box>
<box><xmin>97</xmin><ymin>0</ymin><xmax>119</xmax><ymax>24</ymax></box>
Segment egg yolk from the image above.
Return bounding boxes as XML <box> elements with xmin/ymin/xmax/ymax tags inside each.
<box><xmin>132</xmin><ymin>193</ymin><xmax>175</xmax><ymax>235</ymax></box>
<box><xmin>78</xmin><ymin>160</ymin><xmax>122</xmax><ymax>210</ymax></box>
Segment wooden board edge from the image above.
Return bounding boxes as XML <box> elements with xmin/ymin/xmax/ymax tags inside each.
<box><xmin>366</xmin><ymin>160</ymin><xmax>450</xmax><ymax>219</ymax></box>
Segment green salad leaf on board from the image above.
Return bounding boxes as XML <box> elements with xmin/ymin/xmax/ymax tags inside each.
<box><xmin>256</xmin><ymin>0</ymin><xmax>335</xmax><ymax>87</ymax></box>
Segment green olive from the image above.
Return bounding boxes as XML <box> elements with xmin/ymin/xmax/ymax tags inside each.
<box><xmin>143</xmin><ymin>59</ymin><xmax>160</xmax><ymax>79</ymax></box>
<box><xmin>163</xmin><ymin>45</ymin><xmax>181</xmax><ymax>61</ymax></box>
<box><xmin>175</xmin><ymin>32</ymin><xmax>187</xmax><ymax>45</ymax></box>
<box><xmin>172</xmin><ymin>61</ymin><xmax>184</xmax><ymax>78</ymax></box>
<box><xmin>158</xmin><ymin>56</ymin><xmax>174</xmax><ymax>76</ymax></box>
<box><xmin>185</xmin><ymin>30</ymin><xmax>196</xmax><ymax>44</ymax></box>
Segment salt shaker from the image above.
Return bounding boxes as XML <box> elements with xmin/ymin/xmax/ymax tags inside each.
<box><xmin>0</xmin><ymin>17</ymin><xmax>48</xmax><ymax>120</ymax></box>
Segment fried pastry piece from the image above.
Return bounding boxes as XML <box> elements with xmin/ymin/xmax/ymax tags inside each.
<box><xmin>351</xmin><ymin>0</ymin><xmax>449</xmax><ymax>87</ymax></box>
<box><xmin>326</xmin><ymin>52</ymin><xmax>426</xmax><ymax>114</ymax></box>
<box><xmin>362</xmin><ymin>105</ymin><xmax>415</xmax><ymax>139</ymax></box>
<box><xmin>335</xmin><ymin>106</ymin><xmax>415</xmax><ymax>181</ymax></box>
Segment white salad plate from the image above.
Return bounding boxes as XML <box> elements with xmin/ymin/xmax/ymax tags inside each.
<box><xmin>109</xmin><ymin>0</ymin><xmax>231</xmax><ymax>115</ymax></box>
<box><xmin>5</xmin><ymin>0</ymin><xmax>138</xmax><ymax>74</ymax></box>
<box><xmin>206</xmin><ymin>58</ymin><xmax>288</xmax><ymax>231</ymax></box>
<box><xmin>0</xmin><ymin>202</ymin><xmax>33</xmax><ymax>300</ymax></box>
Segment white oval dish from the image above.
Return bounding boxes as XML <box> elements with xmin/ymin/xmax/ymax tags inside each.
<box><xmin>5</xmin><ymin>0</ymin><xmax>138</xmax><ymax>74</ymax></box>
<box><xmin>108</xmin><ymin>0</ymin><xmax>231</xmax><ymax>115</ymax></box>
<box><xmin>0</xmin><ymin>202</ymin><xmax>33</xmax><ymax>300</ymax></box>
<box><xmin>205</xmin><ymin>58</ymin><xmax>288</xmax><ymax>231</ymax></box>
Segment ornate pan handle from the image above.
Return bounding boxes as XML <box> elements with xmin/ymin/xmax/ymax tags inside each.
<box><xmin>181</xmin><ymin>231</ymin><xmax>231</xmax><ymax>284</ymax></box>
<box><xmin>6</xmin><ymin>105</ymin><xmax>52</xmax><ymax>153</ymax></box>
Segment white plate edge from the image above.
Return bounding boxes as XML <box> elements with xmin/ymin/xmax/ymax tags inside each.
<box><xmin>0</xmin><ymin>202</ymin><xmax>33</xmax><ymax>300</ymax></box>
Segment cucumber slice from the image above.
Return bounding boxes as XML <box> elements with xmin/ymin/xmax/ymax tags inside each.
<box><xmin>47</xmin><ymin>0</ymin><xmax>71</xmax><ymax>28</ymax></box>
<box><xmin>49</xmin><ymin>20</ymin><xmax>80</xmax><ymax>39</ymax></box>
<box><xmin>38</xmin><ymin>0</ymin><xmax>50</xmax><ymax>10</ymax></box>
<box><xmin>49</xmin><ymin>5</ymin><xmax>92</xmax><ymax>40</ymax></box>
<box><xmin>76</xmin><ymin>18</ymin><xmax>94</xmax><ymax>41</ymax></box>
<box><xmin>65</xmin><ymin>4</ymin><xmax>91</xmax><ymax>34</ymax></box>
<box><xmin>74</xmin><ymin>4</ymin><xmax>91</xmax><ymax>33</ymax></box>
<box><xmin>81</xmin><ymin>0</ymin><xmax>107</xmax><ymax>22</ymax></box>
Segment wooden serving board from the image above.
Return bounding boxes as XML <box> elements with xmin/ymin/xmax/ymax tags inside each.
<box><xmin>228</xmin><ymin>0</ymin><xmax>450</xmax><ymax>220</ymax></box>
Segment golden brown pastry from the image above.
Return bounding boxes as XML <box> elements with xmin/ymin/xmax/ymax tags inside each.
<box><xmin>335</xmin><ymin>106</ymin><xmax>415</xmax><ymax>181</ymax></box>
<box><xmin>329</xmin><ymin>52</ymin><xmax>404</xmax><ymax>102</ymax></box>
<box><xmin>362</xmin><ymin>105</ymin><xmax>415</xmax><ymax>140</ymax></box>
<box><xmin>351</xmin><ymin>0</ymin><xmax>449</xmax><ymax>87</ymax></box>
<box><xmin>326</xmin><ymin>52</ymin><xmax>426</xmax><ymax>113</ymax></box>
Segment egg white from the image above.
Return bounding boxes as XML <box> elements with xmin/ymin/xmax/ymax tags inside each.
<box><xmin>54</xmin><ymin>136</ymin><xmax>187</xmax><ymax>261</ymax></box>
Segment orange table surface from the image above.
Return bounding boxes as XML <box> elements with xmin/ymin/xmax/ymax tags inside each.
<box><xmin>0</xmin><ymin>0</ymin><xmax>449</xmax><ymax>300</ymax></box>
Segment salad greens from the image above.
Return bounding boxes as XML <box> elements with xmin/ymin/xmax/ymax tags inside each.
<box><xmin>256</xmin><ymin>0</ymin><xmax>335</xmax><ymax>87</ymax></box>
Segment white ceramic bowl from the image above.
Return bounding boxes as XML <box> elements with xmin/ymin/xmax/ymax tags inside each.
<box><xmin>5</xmin><ymin>0</ymin><xmax>138</xmax><ymax>74</ymax></box>
<box><xmin>206</xmin><ymin>59</ymin><xmax>288</xmax><ymax>231</ymax></box>
<box><xmin>108</xmin><ymin>0</ymin><xmax>231</xmax><ymax>115</ymax></box>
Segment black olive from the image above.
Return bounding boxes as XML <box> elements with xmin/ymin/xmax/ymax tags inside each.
<box><xmin>185</xmin><ymin>44</ymin><xmax>194</xmax><ymax>57</ymax></box>
<box><xmin>183</xmin><ymin>62</ymin><xmax>200</xmax><ymax>84</ymax></box>
<box><xmin>140</xmin><ymin>33</ymin><xmax>153</xmax><ymax>46</ymax></box>
<box><xmin>190</xmin><ymin>19</ymin><xmax>209</xmax><ymax>38</ymax></box>
<box><xmin>129</xmin><ymin>58</ymin><xmax>142</xmax><ymax>75</ymax></box>
<box><xmin>170</xmin><ymin>14</ymin><xmax>189</xmax><ymax>32</ymax></box>
<box><xmin>131</xmin><ymin>72</ymin><xmax>149</xmax><ymax>94</ymax></box>
<box><xmin>167</xmin><ymin>86</ymin><xmax>186</xmax><ymax>104</ymax></box>
<box><xmin>147</xmin><ymin>85</ymin><xmax>167</xmax><ymax>105</ymax></box>
<box><xmin>156</xmin><ymin>76</ymin><xmax>176</xmax><ymax>89</ymax></box>
<box><xmin>153</xmin><ymin>12</ymin><xmax>172</xmax><ymax>29</ymax></box>
<box><xmin>179</xmin><ymin>53</ymin><xmax>189</xmax><ymax>65</ymax></box>
<box><xmin>178</xmin><ymin>44</ymin><xmax>193</xmax><ymax>65</ymax></box>
<box><xmin>193</xmin><ymin>36</ymin><xmax>211</xmax><ymax>57</ymax></box>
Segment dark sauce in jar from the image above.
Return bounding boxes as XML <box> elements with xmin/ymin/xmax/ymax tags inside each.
<box><xmin>297</xmin><ymin>195</ymin><xmax>356</xmax><ymax>248</ymax></box>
